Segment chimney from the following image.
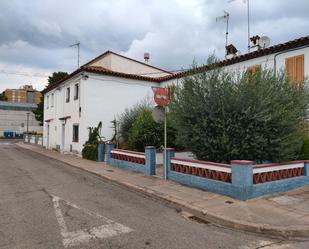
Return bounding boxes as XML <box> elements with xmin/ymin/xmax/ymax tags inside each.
<box><xmin>225</xmin><ymin>44</ymin><xmax>238</xmax><ymax>59</ymax></box>
<box><xmin>249</xmin><ymin>35</ymin><xmax>260</xmax><ymax>52</ymax></box>
<box><xmin>144</xmin><ymin>52</ymin><xmax>150</xmax><ymax>63</ymax></box>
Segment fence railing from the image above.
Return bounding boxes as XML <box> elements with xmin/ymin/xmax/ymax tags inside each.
<box><xmin>165</xmin><ymin>148</ymin><xmax>309</xmax><ymax>200</ymax></box>
<box><xmin>102</xmin><ymin>144</ymin><xmax>309</xmax><ymax>200</ymax></box>
<box><xmin>253</xmin><ymin>161</ymin><xmax>305</xmax><ymax>184</ymax></box>
<box><xmin>104</xmin><ymin>143</ymin><xmax>156</xmax><ymax>176</ymax></box>
<box><xmin>171</xmin><ymin>158</ymin><xmax>231</xmax><ymax>183</ymax></box>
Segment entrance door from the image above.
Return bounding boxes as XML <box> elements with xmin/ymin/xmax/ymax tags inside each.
<box><xmin>61</xmin><ymin>124</ymin><xmax>65</xmax><ymax>152</ymax></box>
<box><xmin>47</xmin><ymin>125</ymin><xmax>50</xmax><ymax>148</ymax></box>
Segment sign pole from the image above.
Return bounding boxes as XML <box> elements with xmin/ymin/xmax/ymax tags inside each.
<box><xmin>164</xmin><ymin>105</ymin><xmax>167</xmax><ymax>180</ymax></box>
<box><xmin>152</xmin><ymin>86</ymin><xmax>170</xmax><ymax>181</ymax></box>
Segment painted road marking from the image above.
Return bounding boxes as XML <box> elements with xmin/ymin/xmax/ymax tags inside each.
<box><xmin>52</xmin><ymin>195</ymin><xmax>133</xmax><ymax>248</ymax></box>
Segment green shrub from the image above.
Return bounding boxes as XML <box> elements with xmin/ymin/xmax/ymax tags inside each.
<box><xmin>128</xmin><ymin>109</ymin><xmax>163</xmax><ymax>151</ymax></box>
<box><xmin>119</xmin><ymin>99</ymin><xmax>151</xmax><ymax>143</ymax></box>
<box><xmin>170</xmin><ymin>60</ymin><xmax>309</xmax><ymax>163</ymax></box>
<box><xmin>82</xmin><ymin>144</ymin><xmax>98</xmax><ymax>161</ymax></box>
<box><xmin>299</xmin><ymin>139</ymin><xmax>309</xmax><ymax>160</ymax></box>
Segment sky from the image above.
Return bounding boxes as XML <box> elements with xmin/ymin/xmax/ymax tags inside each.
<box><xmin>0</xmin><ymin>0</ymin><xmax>308</xmax><ymax>92</ymax></box>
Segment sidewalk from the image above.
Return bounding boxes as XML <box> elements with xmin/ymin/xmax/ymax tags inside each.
<box><xmin>17</xmin><ymin>142</ymin><xmax>309</xmax><ymax>238</ymax></box>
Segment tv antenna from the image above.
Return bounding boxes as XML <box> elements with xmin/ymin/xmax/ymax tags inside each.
<box><xmin>229</xmin><ymin>0</ymin><xmax>250</xmax><ymax>52</ymax></box>
<box><xmin>216</xmin><ymin>11</ymin><xmax>230</xmax><ymax>50</ymax></box>
<box><xmin>69</xmin><ymin>42</ymin><xmax>80</xmax><ymax>69</ymax></box>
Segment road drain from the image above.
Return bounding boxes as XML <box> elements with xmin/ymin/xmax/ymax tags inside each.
<box><xmin>106</xmin><ymin>169</ymin><xmax>114</xmax><ymax>172</ymax></box>
<box><xmin>180</xmin><ymin>211</ymin><xmax>210</xmax><ymax>225</ymax></box>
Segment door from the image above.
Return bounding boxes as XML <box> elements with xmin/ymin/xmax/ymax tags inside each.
<box><xmin>61</xmin><ymin>124</ymin><xmax>65</xmax><ymax>151</ymax></box>
<box><xmin>47</xmin><ymin>125</ymin><xmax>50</xmax><ymax>149</ymax></box>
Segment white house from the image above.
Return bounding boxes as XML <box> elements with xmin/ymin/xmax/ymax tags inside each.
<box><xmin>42</xmin><ymin>35</ymin><xmax>309</xmax><ymax>153</ymax></box>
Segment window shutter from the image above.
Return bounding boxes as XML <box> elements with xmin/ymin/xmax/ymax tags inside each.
<box><xmin>296</xmin><ymin>55</ymin><xmax>304</xmax><ymax>83</ymax></box>
<box><xmin>285</xmin><ymin>54</ymin><xmax>304</xmax><ymax>84</ymax></box>
<box><xmin>247</xmin><ymin>65</ymin><xmax>261</xmax><ymax>79</ymax></box>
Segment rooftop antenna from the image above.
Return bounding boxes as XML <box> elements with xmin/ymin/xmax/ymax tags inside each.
<box><xmin>69</xmin><ymin>42</ymin><xmax>80</xmax><ymax>69</ymax></box>
<box><xmin>229</xmin><ymin>0</ymin><xmax>250</xmax><ymax>52</ymax></box>
<box><xmin>216</xmin><ymin>11</ymin><xmax>230</xmax><ymax>52</ymax></box>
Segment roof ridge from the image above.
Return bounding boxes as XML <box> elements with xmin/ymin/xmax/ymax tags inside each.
<box><xmin>82</xmin><ymin>50</ymin><xmax>172</xmax><ymax>74</ymax></box>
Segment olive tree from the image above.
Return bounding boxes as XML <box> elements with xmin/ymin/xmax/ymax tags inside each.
<box><xmin>169</xmin><ymin>64</ymin><xmax>309</xmax><ymax>163</ymax></box>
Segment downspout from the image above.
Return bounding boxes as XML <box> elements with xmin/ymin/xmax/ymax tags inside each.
<box><xmin>274</xmin><ymin>45</ymin><xmax>309</xmax><ymax>75</ymax></box>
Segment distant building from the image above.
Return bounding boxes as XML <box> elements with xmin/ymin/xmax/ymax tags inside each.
<box><xmin>0</xmin><ymin>101</ymin><xmax>42</xmax><ymax>136</ymax></box>
<box><xmin>3</xmin><ymin>85</ymin><xmax>42</xmax><ymax>104</ymax></box>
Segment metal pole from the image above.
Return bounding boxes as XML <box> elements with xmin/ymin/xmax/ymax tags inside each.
<box><xmin>164</xmin><ymin>105</ymin><xmax>167</xmax><ymax>180</ymax></box>
<box><xmin>225</xmin><ymin>12</ymin><xmax>229</xmax><ymax>49</ymax></box>
<box><xmin>77</xmin><ymin>42</ymin><xmax>80</xmax><ymax>68</ymax></box>
<box><xmin>26</xmin><ymin>112</ymin><xmax>29</xmax><ymax>135</ymax></box>
<box><xmin>247</xmin><ymin>0</ymin><xmax>250</xmax><ymax>52</ymax></box>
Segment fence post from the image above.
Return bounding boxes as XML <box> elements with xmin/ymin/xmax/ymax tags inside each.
<box><xmin>145</xmin><ymin>146</ymin><xmax>156</xmax><ymax>176</ymax></box>
<box><xmin>304</xmin><ymin>161</ymin><xmax>309</xmax><ymax>176</ymax></box>
<box><xmin>97</xmin><ymin>142</ymin><xmax>104</xmax><ymax>162</ymax></box>
<box><xmin>105</xmin><ymin>143</ymin><xmax>115</xmax><ymax>164</ymax></box>
<box><xmin>231</xmin><ymin>160</ymin><xmax>254</xmax><ymax>200</ymax></box>
<box><xmin>165</xmin><ymin>148</ymin><xmax>175</xmax><ymax>179</ymax></box>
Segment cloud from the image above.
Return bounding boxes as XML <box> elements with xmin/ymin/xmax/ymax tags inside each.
<box><xmin>0</xmin><ymin>0</ymin><xmax>308</xmax><ymax>91</ymax></box>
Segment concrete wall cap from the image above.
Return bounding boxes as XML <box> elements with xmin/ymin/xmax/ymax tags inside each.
<box><xmin>231</xmin><ymin>160</ymin><xmax>253</xmax><ymax>165</ymax></box>
<box><xmin>145</xmin><ymin>146</ymin><xmax>155</xmax><ymax>149</ymax></box>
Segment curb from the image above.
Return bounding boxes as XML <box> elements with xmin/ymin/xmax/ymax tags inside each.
<box><xmin>16</xmin><ymin>143</ymin><xmax>309</xmax><ymax>239</ymax></box>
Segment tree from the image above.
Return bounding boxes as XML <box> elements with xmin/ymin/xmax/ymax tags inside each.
<box><xmin>169</xmin><ymin>64</ymin><xmax>309</xmax><ymax>163</ymax></box>
<box><xmin>47</xmin><ymin>72</ymin><xmax>69</xmax><ymax>86</ymax></box>
<box><xmin>0</xmin><ymin>92</ymin><xmax>7</xmax><ymax>101</ymax></box>
<box><xmin>33</xmin><ymin>71</ymin><xmax>69</xmax><ymax>124</ymax></box>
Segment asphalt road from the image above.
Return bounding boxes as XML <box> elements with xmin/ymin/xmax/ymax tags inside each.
<box><xmin>0</xmin><ymin>140</ymin><xmax>308</xmax><ymax>249</ymax></box>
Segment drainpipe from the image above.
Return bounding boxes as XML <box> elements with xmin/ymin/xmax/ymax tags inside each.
<box><xmin>274</xmin><ymin>45</ymin><xmax>309</xmax><ymax>75</ymax></box>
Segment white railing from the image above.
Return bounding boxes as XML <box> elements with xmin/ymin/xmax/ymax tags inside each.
<box><xmin>111</xmin><ymin>149</ymin><xmax>145</xmax><ymax>159</ymax></box>
<box><xmin>253</xmin><ymin>161</ymin><xmax>304</xmax><ymax>174</ymax></box>
<box><xmin>171</xmin><ymin>158</ymin><xmax>231</xmax><ymax>173</ymax></box>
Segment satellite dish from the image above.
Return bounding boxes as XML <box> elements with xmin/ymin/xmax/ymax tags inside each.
<box><xmin>259</xmin><ymin>36</ymin><xmax>270</xmax><ymax>48</ymax></box>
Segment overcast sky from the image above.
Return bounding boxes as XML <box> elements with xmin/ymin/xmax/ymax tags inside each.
<box><xmin>0</xmin><ymin>0</ymin><xmax>308</xmax><ymax>92</ymax></box>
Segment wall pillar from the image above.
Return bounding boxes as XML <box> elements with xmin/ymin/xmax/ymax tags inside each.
<box><xmin>97</xmin><ymin>142</ymin><xmax>104</xmax><ymax>162</ymax></box>
<box><xmin>304</xmin><ymin>161</ymin><xmax>309</xmax><ymax>176</ymax></box>
<box><xmin>105</xmin><ymin>143</ymin><xmax>115</xmax><ymax>164</ymax></box>
<box><xmin>231</xmin><ymin>160</ymin><xmax>254</xmax><ymax>200</ymax></box>
<box><xmin>165</xmin><ymin>148</ymin><xmax>175</xmax><ymax>179</ymax></box>
<box><xmin>145</xmin><ymin>146</ymin><xmax>156</xmax><ymax>176</ymax></box>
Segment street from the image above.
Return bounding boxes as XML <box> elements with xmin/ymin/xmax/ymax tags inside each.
<box><xmin>0</xmin><ymin>141</ymin><xmax>308</xmax><ymax>249</ymax></box>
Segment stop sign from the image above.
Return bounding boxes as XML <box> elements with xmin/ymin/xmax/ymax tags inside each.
<box><xmin>153</xmin><ymin>87</ymin><xmax>169</xmax><ymax>106</ymax></box>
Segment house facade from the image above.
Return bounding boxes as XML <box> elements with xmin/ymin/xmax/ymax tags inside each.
<box><xmin>42</xmin><ymin>35</ymin><xmax>309</xmax><ymax>154</ymax></box>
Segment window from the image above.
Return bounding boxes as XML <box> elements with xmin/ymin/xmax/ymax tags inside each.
<box><xmin>73</xmin><ymin>124</ymin><xmax>79</xmax><ymax>142</ymax></box>
<box><xmin>51</xmin><ymin>93</ymin><xmax>54</xmax><ymax>107</ymax></box>
<box><xmin>285</xmin><ymin>54</ymin><xmax>304</xmax><ymax>85</ymax></box>
<box><xmin>66</xmin><ymin>87</ymin><xmax>70</xmax><ymax>103</ymax></box>
<box><xmin>46</xmin><ymin>95</ymin><xmax>49</xmax><ymax>109</ymax></box>
<box><xmin>74</xmin><ymin>83</ymin><xmax>79</xmax><ymax>100</ymax></box>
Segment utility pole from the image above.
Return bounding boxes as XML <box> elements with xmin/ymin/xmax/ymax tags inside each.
<box><xmin>69</xmin><ymin>42</ymin><xmax>80</xmax><ymax>69</ymax></box>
